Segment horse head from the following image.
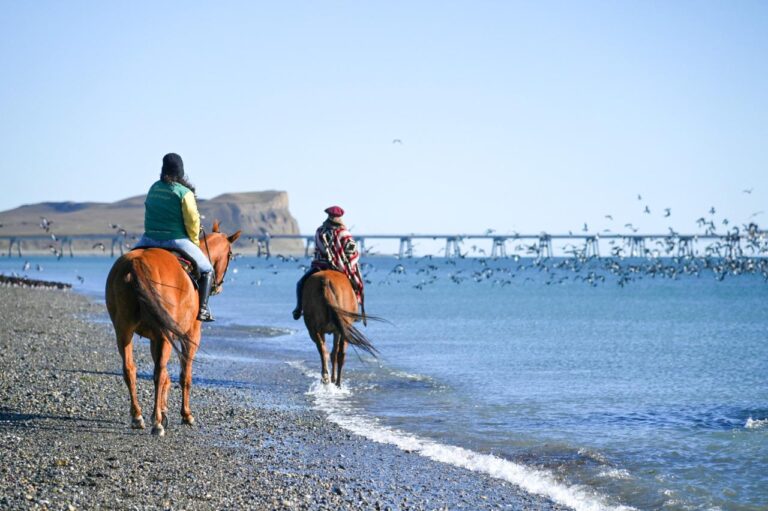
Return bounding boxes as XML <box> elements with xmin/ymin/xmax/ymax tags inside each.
<box><xmin>204</xmin><ymin>220</ymin><xmax>241</xmax><ymax>295</ymax></box>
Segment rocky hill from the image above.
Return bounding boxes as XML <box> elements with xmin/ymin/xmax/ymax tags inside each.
<box><xmin>0</xmin><ymin>191</ymin><xmax>303</xmax><ymax>254</ymax></box>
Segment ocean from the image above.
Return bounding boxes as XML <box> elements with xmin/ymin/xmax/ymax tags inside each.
<box><xmin>2</xmin><ymin>253</ymin><xmax>767</xmax><ymax>511</ymax></box>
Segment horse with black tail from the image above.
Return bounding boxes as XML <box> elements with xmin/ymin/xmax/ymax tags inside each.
<box><xmin>105</xmin><ymin>221</ymin><xmax>240</xmax><ymax>435</ymax></box>
<box><xmin>301</xmin><ymin>270</ymin><xmax>381</xmax><ymax>386</ymax></box>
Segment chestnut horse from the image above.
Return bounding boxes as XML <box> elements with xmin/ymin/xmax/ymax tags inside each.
<box><xmin>302</xmin><ymin>270</ymin><xmax>377</xmax><ymax>386</ymax></box>
<box><xmin>105</xmin><ymin>221</ymin><xmax>240</xmax><ymax>436</ymax></box>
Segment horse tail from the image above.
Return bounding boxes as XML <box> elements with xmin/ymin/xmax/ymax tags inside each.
<box><xmin>324</xmin><ymin>279</ymin><xmax>378</xmax><ymax>357</ymax></box>
<box><xmin>127</xmin><ymin>258</ymin><xmax>193</xmax><ymax>356</ymax></box>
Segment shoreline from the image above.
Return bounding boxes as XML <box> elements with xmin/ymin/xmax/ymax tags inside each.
<box><xmin>0</xmin><ymin>286</ymin><xmax>567</xmax><ymax>510</ymax></box>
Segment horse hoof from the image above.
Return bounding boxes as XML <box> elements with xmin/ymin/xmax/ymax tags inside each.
<box><xmin>161</xmin><ymin>412</ymin><xmax>169</xmax><ymax>429</ymax></box>
<box><xmin>182</xmin><ymin>415</ymin><xmax>195</xmax><ymax>426</ymax></box>
<box><xmin>322</xmin><ymin>375</ymin><xmax>330</xmax><ymax>385</ymax></box>
<box><xmin>151</xmin><ymin>424</ymin><xmax>165</xmax><ymax>437</ymax></box>
<box><xmin>131</xmin><ymin>416</ymin><xmax>145</xmax><ymax>429</ymax></box>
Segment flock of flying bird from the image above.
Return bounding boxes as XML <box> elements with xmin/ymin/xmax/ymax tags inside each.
<box><xmin>5</xmin><ymin>190</ymin><xmax>767</xmax><ymax>290</ymax></box>
<box><xmin>256</xmin><ymin>192</ymin><xmax>767</xmax><ymax>290</ymax></box>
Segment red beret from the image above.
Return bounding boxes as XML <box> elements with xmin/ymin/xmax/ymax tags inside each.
<box><xmin>324</xmin><ymin>205</ymin><xmax>344</xmax><ymax>217</ymax></box>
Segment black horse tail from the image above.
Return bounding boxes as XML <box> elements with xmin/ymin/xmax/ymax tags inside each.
<box><xmin>126</xmin><ymin>258</ymin><xmax>193</xmax><ymax>357</ymax></box>
<box><xmin>324</xmin><ymin>280</ymin><xmax>378</xmax><ymax>357</ymax></box>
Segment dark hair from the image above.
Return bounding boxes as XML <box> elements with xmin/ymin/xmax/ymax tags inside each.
<box><xmin>160</xmin><ymin>153</ymin><xmax>196</xmax><ymax>193</ymax></box>
<box><xmin>160</xmin><ymin>173</ymin><xmax>197</xmax><ymax>194</ymax></box>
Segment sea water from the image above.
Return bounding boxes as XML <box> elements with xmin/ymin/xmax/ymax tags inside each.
<box><xmin>3</xmin><ymin>254</ymin><xmax>767</xmax><ymax>510</ymax></box>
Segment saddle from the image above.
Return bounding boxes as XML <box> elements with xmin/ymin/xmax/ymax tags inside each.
<box><xmin>168</xmin><ymin>250</ymin><xmax>200</xmax><ymax>282</ymax></box>
<box><xmin>132</xmin><ymin>247</ymin><xmax>200</xmax><ymax>286</ymax></box>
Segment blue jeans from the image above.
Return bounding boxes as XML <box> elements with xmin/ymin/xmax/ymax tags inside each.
<box><xmin>135</xmin><ymin>235</ymin><xmax>213</xmax><ymax>274</ymax></box>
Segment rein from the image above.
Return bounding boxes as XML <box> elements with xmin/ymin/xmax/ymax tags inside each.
<box><xmin>201</xmin><ymin>229</ymin><xmax>226</xmax><ymax>294</ymax></box>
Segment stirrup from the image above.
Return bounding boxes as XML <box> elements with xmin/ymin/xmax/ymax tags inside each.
<box><xmin>198</xmin><ymin>308</ymin><xmax>215</xmax><ymax>322</ymax></box>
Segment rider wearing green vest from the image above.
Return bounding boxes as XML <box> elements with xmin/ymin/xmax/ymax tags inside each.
<box><xmin>135</xmin><ymin>153</ymin><xmax>216</xmax><ymax>322</ymax></box>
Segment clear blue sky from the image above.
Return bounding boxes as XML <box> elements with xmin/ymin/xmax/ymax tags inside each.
<box><xmin>1</xmin><ymin>1</ymin><xmax>766</xmax><ymax>235</ymax></box>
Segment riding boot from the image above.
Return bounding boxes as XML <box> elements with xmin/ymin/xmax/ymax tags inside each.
<box><xmin>197</xmin><ymin>272</ymin><xmax>215</xmax><ymax>322</ymax></box>
<box><xmin>292</xmin><ymin>277</ymin><xmax>304</xmax><ymax>320</ymax></box>
<box><xmin>293</xmin><ymin>269</ymin><xmax>315</xmax><ymax>320</ymax></box>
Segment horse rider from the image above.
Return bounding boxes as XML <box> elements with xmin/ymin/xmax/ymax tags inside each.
<box><xmin>134</xmin><ymin>153</ymin><xmax>216</xmax><ymax>322</ymax></box>
<box><xmin>292</xmin><ymin>205</ymin><xmax>364</xmax><ymax>320</ymax></box>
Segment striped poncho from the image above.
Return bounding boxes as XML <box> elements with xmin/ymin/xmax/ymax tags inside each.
<box><xmin>311</xmin><ymin>220</ymin><xmax>364</xmax><ymax>303</ymax></box>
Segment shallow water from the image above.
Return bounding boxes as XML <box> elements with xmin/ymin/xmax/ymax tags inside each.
<box><xmin>3</xmin><ymin>254</ymin><xmax>767</xmax><ymax>510</ymax></box>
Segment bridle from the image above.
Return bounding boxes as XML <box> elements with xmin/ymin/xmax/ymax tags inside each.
<box><xmin>201</xmin><ymin>229</ymin><xmax>233</xmax><ymax>295</ymax></box>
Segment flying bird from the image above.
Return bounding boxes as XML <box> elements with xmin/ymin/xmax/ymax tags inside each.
<box><xmin>743</xmin><ymin>188</ymin><xmax>753</xmax><ymax>194</ymax></box>
<box><xmin>664</xmin><ymin>208</ymin><xmax>671</xmax><ymax>217</ymax></box>
<box><xmin>39</xmin><ymin>217</ymin><xmax>52</xmax><ymax>232</ymax></box>
<box><xmin>644</xmin><ymin>206</ymin><xmax>651</xmax><ymax>214</ymax></box>
<box><xmin>392</xmin><ymin>139</ymin><xmax>403</xmax><ymax>144</ymax></box>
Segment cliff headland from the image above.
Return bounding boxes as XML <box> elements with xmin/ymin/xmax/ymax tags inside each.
<box><xmin>0</xmin><ymin>191</ymin><xmax>303</xmax><ymax>255</ymax></box>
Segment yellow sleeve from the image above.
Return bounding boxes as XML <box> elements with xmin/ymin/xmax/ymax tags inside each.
<box><xmin>181</xmin><ymin>192</ymin><xmax>201</xmax><ymax>246</ymax></box>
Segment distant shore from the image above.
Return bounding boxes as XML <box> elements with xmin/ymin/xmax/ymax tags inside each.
<box><xmin>0</xmin><ymin>244</ymin><xmax>306</xmax><ymax>258</ymax></box>
<box><xmin>0</xmin><ymin>286</ymin><xmax>566</xmax><ymax>510</ymax></box>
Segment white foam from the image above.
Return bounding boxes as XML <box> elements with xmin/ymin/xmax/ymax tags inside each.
<box><xmin>597</xmin><ymin>468</ymin><xmax>632</xmax><ymax>480</ymax></box>
<box><xmin>307</xmin><ymin>379</ymin><xmax>352</xmax><ymax>398</ymax></box>
<box><xmin>390</xmin><ymin>369</ymin><xmax>432</xmax><ymax>382</ymax></box>
<box><xmin>745</xmin><ymin>417</ymin><xmax>768</xmax><ymax>429</ymax></box>
<box><xmin>303</xmin><ymin>378</ymin><xmax>635</xmax><ymax>511</ymax></box>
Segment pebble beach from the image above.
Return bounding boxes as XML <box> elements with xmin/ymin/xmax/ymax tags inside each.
<box><xmin>0</xmin><ymin>285</ymin><xmax>566</xmax><ymax>511</ymax></box>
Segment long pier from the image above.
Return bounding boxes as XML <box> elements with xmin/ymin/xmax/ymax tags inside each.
<box><xmin>264</xmin><ymin>232</ymin><xmax>763</xmax><ymax>259</ymax></box>
<box><xmin>1</xmin><ymin>231</ymin><xmax>764</xmax><ymax>259</ymax></box>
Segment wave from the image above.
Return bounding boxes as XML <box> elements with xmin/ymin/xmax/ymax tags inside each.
<box><xmin>389</xmin><ymin>369</ymin><xmax>433</xmax><ymax>382</ymax></box>
<box><xmin>745</xmin><ymin>417</ymin><xmax>768</xmax><ymax>429</ymax></box>
<box><xmin>302</xmin><ymin>375</ymin><xmax>635</xmax><ymax>511</ymax></box>
<box><xmin>204</xmin><ymin>323</ymin><xmax>295</xmax><ymax>339</ymax></box>
<box><xmin>597</xmin><ymin>468</ymin><xmax>632</xmax><ymax>481</ymax></box>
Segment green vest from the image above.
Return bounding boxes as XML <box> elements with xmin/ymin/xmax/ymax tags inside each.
<box><xmin>144</xmin><ymin>180</ymin><xmax>192</xmax><ymax>240</ymax></box>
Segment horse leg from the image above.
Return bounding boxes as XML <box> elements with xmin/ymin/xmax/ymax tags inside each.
<box><xmin>335</xmin><ymin>334</ymin><xmax>347</xmax><ymax>388</ymax></box>
<box><xmin>150</xmin><ymin>336</ymin><xmax>173</xmax><ymax>436</ymax></box>
<box><xmin>159</xmin><ymin>338</ymin><xmax>174</xmax><ymax>429</ymax></box>
<box><xmin>116</xmin><ymin>328</ymin><xmax>144</xmax><ymax>429</ymax></box>
<box><xmin>312</xmin><ymin>331</ymin><xmax>331</xmax><ymax>384</ymax></box>
<box><xmin>160</xmin><ymin>358</ymin><xmax>171</xmax><ymax>427</ymax></box>
<box><xmin>330</xmin><ymin>332</ymin><xmax>339</xmax><ymax>385</ymax></box>
<box><xmin>180</xmin><ymin>325</ymin><xmax>201</xmax><ymax>425</ymax></box>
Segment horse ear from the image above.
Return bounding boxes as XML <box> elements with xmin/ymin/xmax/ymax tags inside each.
<box><xmin>212</xmin><ymin>220</ymin><xmax>221</xmax><ymax>233</ymax></box>
<box><xmin>228</xmin><ymin>230</ymin><xmax>242</xmax><ymax>244</ymax></box>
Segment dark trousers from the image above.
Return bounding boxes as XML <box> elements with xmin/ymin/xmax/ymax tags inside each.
<box><xmin>295</xmin><ymin>267</ymin><xmax>320</xmax><ymax>310</ymax></box>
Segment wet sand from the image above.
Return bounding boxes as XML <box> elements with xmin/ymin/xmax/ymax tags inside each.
<box><xmin>0</xmin><ymin>286</ymin><xmax>566</xmax><ymax>510</ymax></box>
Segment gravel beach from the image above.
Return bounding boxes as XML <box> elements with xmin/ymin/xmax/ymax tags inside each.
<box><xmin>0</xmin><ymin>286</ymin><xmax>567</xmax><ymax>510</ymax></box>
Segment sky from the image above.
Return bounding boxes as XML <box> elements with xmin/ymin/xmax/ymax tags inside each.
<box><xmin>1</xmin><ymin>1</ymin><xmax>766</xmax><ymax>237</ymax></box>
